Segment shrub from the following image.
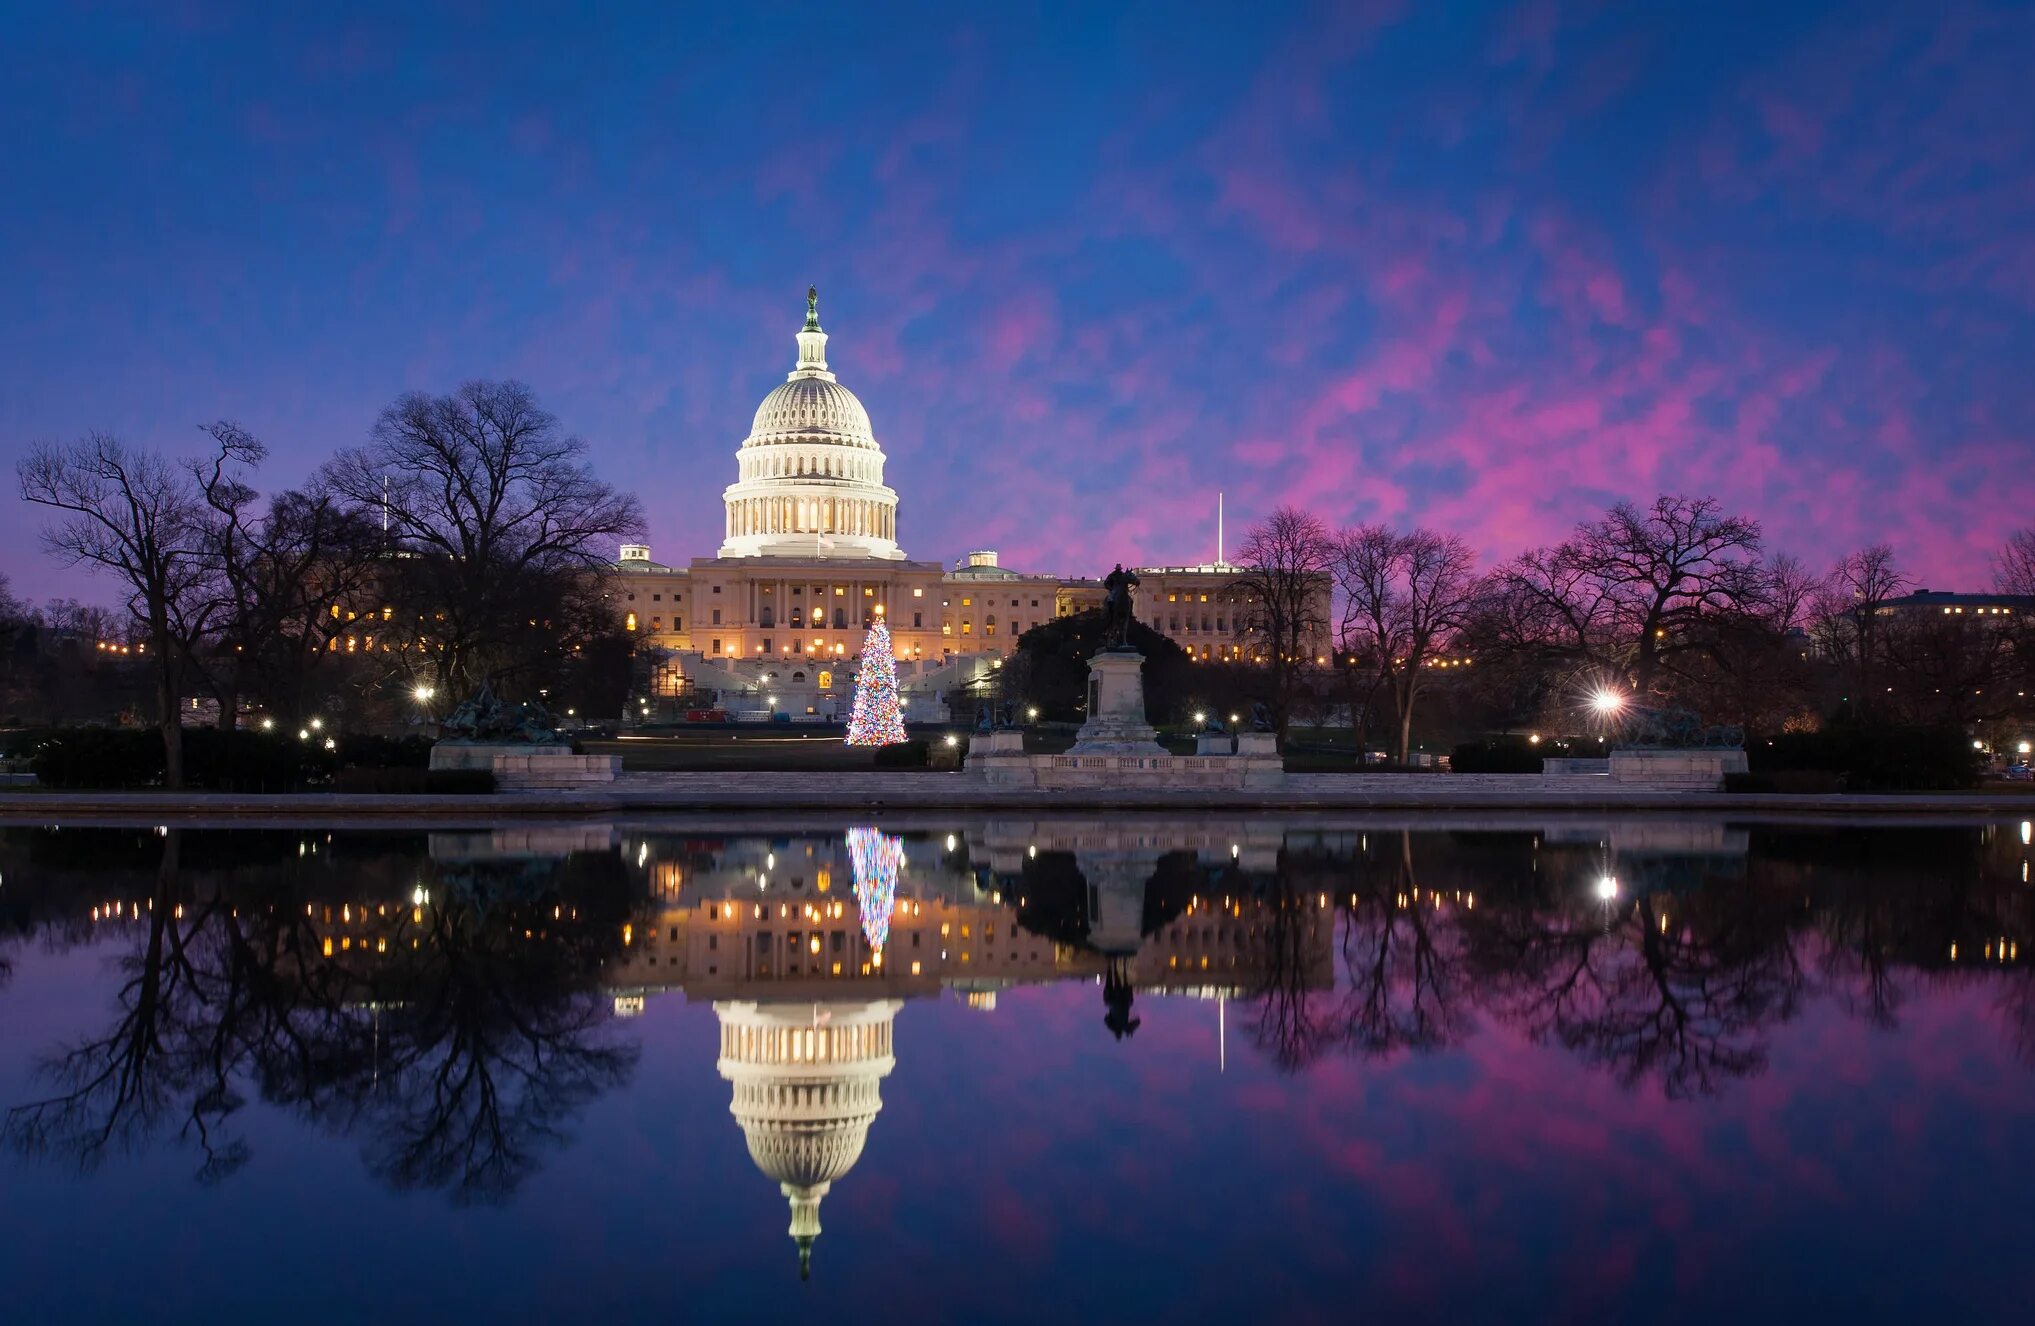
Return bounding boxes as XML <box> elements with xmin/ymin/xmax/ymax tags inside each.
<box><xmin>30</xmin><ymin>726</ymin><xmax>331</xmax><ymax>790</ymax></box>
<box><xmin>30</xmin><ymin>728</ymin><xmax>160</xmax><ymax>788</ymax></box>
<box><xmin>872</xmin><ymin>739</ymin><xmax>931</xmax><ymax>768</ymax></box>
<box><xmin>1450</xmin><ymin>737</ymin><xmax>1544</xmax><ymax>774</ymax></box>
<box><xmin>28</xmin><ymin>725</ymin><xmax>450</xmax><ymax>790</ymax></box>
<box><xmin>331</xmin><ymin>767</ymin><xmax>495</xmax><ymax>794</ymax></box>
<box><xmin>1751</xmin><ymin>724</ymin><xmax>1983</xmax><ymax>792</ymax></box>
<box><xmin>335</xmin><ymin>732</ymin><xmax>435</xmax><ymax>770</ymax></box>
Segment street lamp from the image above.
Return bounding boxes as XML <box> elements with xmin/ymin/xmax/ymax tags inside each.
<box><xmin>1590</xmin><ymin>689</ymin><xmax>1626</xmax><ymax>716</ymax></box>
<box><xmin>1595</xmin><ymin>875</ymin><xmax>1619</xmax><ymax>901</ymax></box>
<box><xmin>413</xmin><ymin>684</ymin><xmax>435</xmax><ymax>703</ymax></box>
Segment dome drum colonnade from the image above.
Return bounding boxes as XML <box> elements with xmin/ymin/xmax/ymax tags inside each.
<box><xmin>718</xmin><ymin>288</ymin><xmax>904</xmax><ymax>560</ymax></box>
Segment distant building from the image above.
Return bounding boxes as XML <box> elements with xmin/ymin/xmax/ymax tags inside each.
<box><xmin>1875</xmin><ymin>590</ymin><xmax>2035</xmax><ymax>620</ymax></box>
<box><xmin>607</xmin><ymin>292</ymin><xmax>1329</xmax><ymax>719</ymax></box>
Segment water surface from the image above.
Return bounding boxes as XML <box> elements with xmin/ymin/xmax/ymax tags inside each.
<box><xmin>2</xmin><ymin>817</ymin><xmax>2031</xmax><ymax>1324</ymax></box>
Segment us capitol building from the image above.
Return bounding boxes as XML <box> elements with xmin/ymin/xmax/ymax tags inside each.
<box><xmin>610</xmin><ymin>289</ymin><xmax>1304</xmax><ymax>721</ymax></box>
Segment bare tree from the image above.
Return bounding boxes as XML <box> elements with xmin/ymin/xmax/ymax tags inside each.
<box><xmin>16</xmin><ymin>432</ymin><xmax>249</xmax><ymax>787</ymax></box>
<box><xmin>1995</xmin><ymin>528</ymin><xmax>2035</xmax><ymax>598</ymax></box>
<box><xmin>193</xmin><ymin>422</ymin><xmax>385</xmax><ymax>728</ymax></box>
<box><xmin>1228</xmin><ymin>506</ymin><xmax>1333</xmax><ymax>735</ymax></box>
<box><xmin>1811</xmin><ymin>544</ymin><xmax>1909</xmax><ymax>720</ymax></box>
<box><xmin>1334</xmin><ymin>525</ymin><xmax>1479</xmax><ymax>761</ymax></box>
<box><xmin>1569</xmin><ymin>495</ymin><xmax>1768</xmax><ymax>697</ymax></box>
<box><xmin>1482</xmin><ymin>495</ymin><xmax>1773</xmax><ymax>714</ymax></box>
<box><xmin>322</xmin><ymin>381</ymin><xmax>644</xmax><ymax>698</ymax></box>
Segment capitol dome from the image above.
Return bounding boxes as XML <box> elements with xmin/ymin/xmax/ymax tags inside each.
<box><xmin>718</xmin><ymin>289</ymin><xmax>905</xmax><ymax>561</ymax></box>
<box><xmin>716</xmin><ymin>999</ymin><xmax>901</xmax><ymax>1279</ymax></box>
<box><xmin>749</xmin><ymin>375</ymin><xmax>875</xmax><ymax>444</ymax></box>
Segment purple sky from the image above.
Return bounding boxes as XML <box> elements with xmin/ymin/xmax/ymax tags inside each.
<box><xmin>5</xmin><ymin>2</ymin><xmax>2034</xmax><ymax>603</ymax></box>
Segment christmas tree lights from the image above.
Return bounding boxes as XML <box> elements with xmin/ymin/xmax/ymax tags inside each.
<box><xmin>843</xmin><ymin>619</ymin><xmax>907</xmax><ymax>746</ymax></box>
<box><xmin>846</xmin><ymin>826</ymin><xmax>903</xmax><ymax>953</ymax></box>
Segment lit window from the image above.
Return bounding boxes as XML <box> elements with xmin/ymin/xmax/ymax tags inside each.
<box><xmin>913</xmin><ymin>588</ymin><xmax>923</xmax><ymax>597</ymax></box>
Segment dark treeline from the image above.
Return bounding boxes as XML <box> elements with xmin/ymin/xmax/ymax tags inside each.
<box><xmin>9</xmin><ymin>381</ymin><xmax>645</xmax><ymax>785</ymax></box>
<box><xmin>1222</xmin><ymin>497</ymin><xmax>2035</xmax><ymax>757</ymax></box>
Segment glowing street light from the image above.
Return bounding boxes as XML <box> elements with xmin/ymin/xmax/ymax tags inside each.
<box><xmin>1595</xmin><ymin>875</ymin><xmax>1620</xmax><ymax>901</ymax></box>
<box><xmin>1590</xmin><ymin>689</ymin><xmax>1626</xmax><ymax>716</ymax></box>
<box><xmin>413</xmin><ymin>684</ymin><xmax>435</xmax><ymax>703</ymax></box>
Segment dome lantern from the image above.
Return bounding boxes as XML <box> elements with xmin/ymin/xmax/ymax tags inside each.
<box><xmin>795</xmin><ymin>284</ymin><xmax>830</xmax><ymax>376</ymax></box>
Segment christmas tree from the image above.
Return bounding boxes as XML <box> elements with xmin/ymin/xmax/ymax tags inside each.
<box><xmin>844</xmin><ymin>618</ymin><xmax>907</xmax><ymax>746</ymax></box>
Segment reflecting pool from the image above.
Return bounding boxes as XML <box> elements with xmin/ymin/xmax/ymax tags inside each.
<box><xmin>2</xmin><ymin>816</ymin><xmax>2032</xmax><ymax>1323</ymax></box>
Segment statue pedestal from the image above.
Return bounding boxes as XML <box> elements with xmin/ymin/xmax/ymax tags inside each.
<box><xmin>1067</xmin><ymin>650</ymin><xmax>1165</xmax><ymax>755</ymax></box>
<box><xmin>964</xmin><ymin>648</ymin><xmax>1284</xmax><ymax>790</ymax></box>
<box><xmin>1194</xmin><ymin>732</ymin><xmax>1234</xmax><ymax>756</ymax></box>
<box><xmin>429</xmin><ymin>740</ymin><xmax>617</xmax><ymax>789</ymax></box>
<box><xmin>1608</xmin><ymin>747</ymin><xmax>1747</xmax><ymax>790</ymax></box>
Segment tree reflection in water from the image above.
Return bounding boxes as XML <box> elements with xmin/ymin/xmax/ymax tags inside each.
<box><xmin>4</xmin><ymin>818</ymin><xmax>2031</xmax><ymax>1198</ymax></box>
<box><xmin>3</xmin><ymin>829</ymin><xmax>637</xmax><ymax>1201</ymax></box>
<box><xmin>1245</xmin><ymin>823</ymin><xmax>2034</xmax><ymax>1098</ymax></box>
